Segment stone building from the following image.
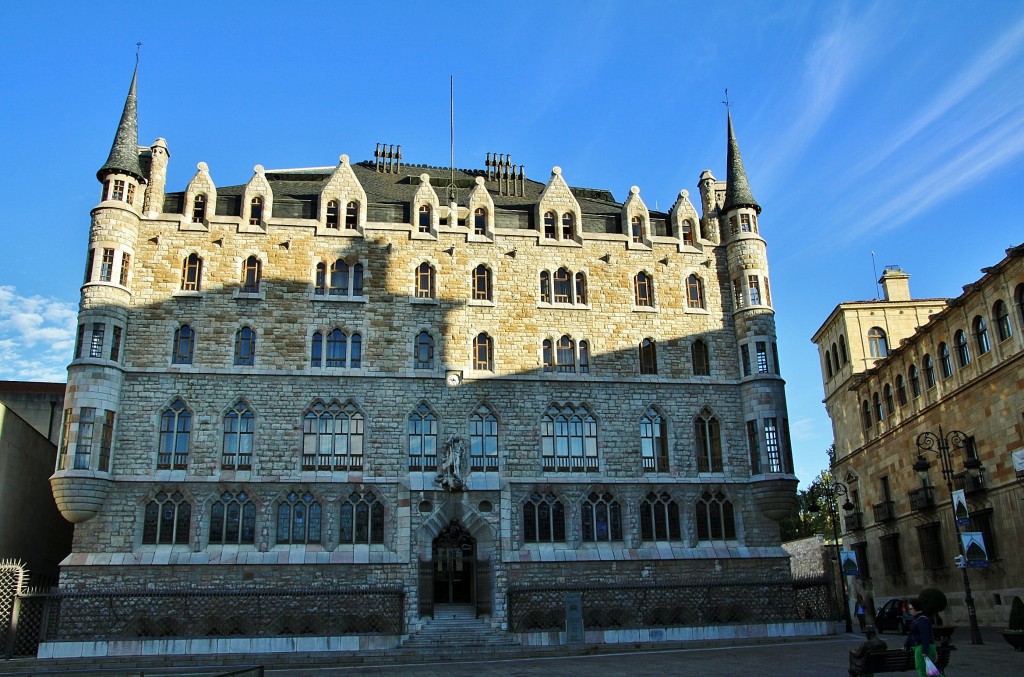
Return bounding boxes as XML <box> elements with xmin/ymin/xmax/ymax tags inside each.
<box><xmin>47</xmin><ymin>68</ymin><xmax>802</xmax><ymax>650</ymax></box>
<box><xmin>812</xmin><ymin>253</ymin><xmax>1024</xmax><ymax>626</ymax></box>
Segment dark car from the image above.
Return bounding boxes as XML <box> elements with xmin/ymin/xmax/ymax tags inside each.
<box><xmin>875</xmin><ymin>597</ymin><xmax>913</xmax><ymax>634</ymax></box>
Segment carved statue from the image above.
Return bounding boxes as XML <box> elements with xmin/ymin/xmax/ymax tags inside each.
<box><xmin>435</xmin><ymin>434</ymin><xmax>469</xmax><ymax>491</ymax></box>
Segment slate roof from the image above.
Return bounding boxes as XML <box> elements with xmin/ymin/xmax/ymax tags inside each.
<box><xmin>722</xmin><ymin>112</ymin><xmax>760</xmax><ymax>214</ymax></box>
<box><xmin>98</xmin><ymin>68</ymin><xmax>145</xmax><ymax>182</ymax></box>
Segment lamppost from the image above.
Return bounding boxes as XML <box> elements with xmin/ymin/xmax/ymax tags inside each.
<box><xmin>809</xmin><ymin>478</ymin><xmax>855</xmax><ymax>633</ymax></box>
<box><xmin>913</xmin><ymin>426</ymin><xmax>984</xmax><ymax>645</ymax></box>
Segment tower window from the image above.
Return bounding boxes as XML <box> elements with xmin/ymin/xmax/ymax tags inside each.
<box><xmin>74</xmin><ymin>407</ymin><xmax>95</xmax><ymax>470</ymax></box>
<box><xmin>100</xmin><ymin>248</ymin><xmax>115</xmax><ymax>282</ymax></box>
<box><xmin>740</xmin><ymin>213</ymin><xmax>752</xmax><ymax>232</ymax></box>
<box><xmin>748</xmin><ymin>275</ymin><xmax>761</xmax><ymax>305</ymax></box>
<box><xmin>111</xmin><ymin>180</ymin><xmax>125</xmax><ymax>201</ymax></box>
<box><xmin>119</xmin><ymin>253</ymin><xmax>131</xmax><ymax>286</ymax></box>
<box><xmin>110</xmin><ymin>325</ymin><xmax>122</xmax><ymax>362</ymax></box>
<box><xmin>88</xmin><ymin>322</ymin><xmax>105</xmax><ymax>359</ymax></box>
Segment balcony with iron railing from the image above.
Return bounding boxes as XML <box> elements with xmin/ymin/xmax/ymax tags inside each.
<box><xmin>908</xmin><ymin>486</ymin><xmax>935</xmax><ymax>511</ymax></box>
<box><xmin>954</xmin><ymin>469</ymin><xmax>986</xmax><ymax>496</ymax></box>
<box><xmin>845</xmin><ymin>510</ymin><xmax>865</xmax><ymax>531</ymax></box>
<box><xmin>872</xmin><ymin>500</ymin><xmax>896</xmax><ymax>523</ymax></box>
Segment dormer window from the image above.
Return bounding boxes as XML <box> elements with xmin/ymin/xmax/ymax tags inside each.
<box><xmin>418</xmin><ymin>205</ymin><xmax>431</xmax><ymax>232</ymax></box>
<box><xmin>631</xmin><ymin>216</ymin><xmax>643</xmax><ymax>243</ymax></box>
<box><xmin>192</xmin><ymin>194</ymin><xmax>207</xmax><ymax>223</ymax></box>
<box><xmin>561</xmin><ymin>213</ymin><xmax>575</xmax><ymax>240</ymax></box>
<box><xmin>543</xmin><ymin>211</ymin><xmax>556</xmax><ymax>239</ymax></box>
<box><xmin>681</xmin><ymin>219</ymin><xmax>694</xmax><ymax>245</ymax></box>
<box><xmin>249</xmin><ymin>197</ymin><xmax>264</xmax><ymax>225</ymax></box>
<box><xmin>325</xmin><ymin>200</ymin><xmax>339</xmax><ymax>228</ymax></box>
<box><xmin>345</xmin><ymin>201</ymin><xmax>359</xmax><ymax>229</ymax></box>
<box><xmin>474</xmin><ymin>208</ymin><xmax>486</xmax><ymax>235</ymax></box>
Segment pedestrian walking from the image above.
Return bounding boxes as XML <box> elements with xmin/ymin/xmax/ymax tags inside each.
<box><xmin>855</xmin><ymin>593</ymin><xmax>866</xmax><ymax>632</ymax></box>
<box><xmin>904</xmin><ymin>598</ymin><xmax>941</xmax><ymax>676</ymax></box>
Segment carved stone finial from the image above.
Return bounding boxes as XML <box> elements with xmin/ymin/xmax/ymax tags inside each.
<box><xmin>552</xmin><ymin>166</ymin><xmax>562</xmax><ymax>176</ymax></box>
<box><xmin>254</xmin><ymin>164</ymin><xmax>265</xmax><ymax>175</ymax></box>
<box><xmin>630</xmin><ymin>185</ymin><xmax>640</xmax><ymax>195</ymax></box>
<box><xmin>340</xmin><ymin>154</ymin><xmax>349</xmax><ymax>165</ymax></box>
<box><xmin>197</xmin><ymin>161</ymin><xmax>208</xmax><ymax>172</ymax></box>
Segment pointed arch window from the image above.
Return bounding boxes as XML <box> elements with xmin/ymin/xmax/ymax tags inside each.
<box><xmin>472</xmin><ymin>264</ymin><xmax>492</xmax><ymax>301</ymax></box>
<box><xmin>249</xmin><ymin>196</ymin><xmax>264</xmax><ymax>225</ymax></box>
<box><xmin>172</xmin><ymin>324</ymin><xmax>195</xmax><ymax>364</ymax></box>
<box><xmin>277</xmin><ymin>492</ymin><xmax>321</xmax><ymax>544</ymax></box>
<box><xmin>314</xmin><ymin>262</ymin><xmax>327</xmax><ymax>295</ymax></box>
<box><xmin>339</xmin><ymin>492</ymin><xmax>384</xmax><ymax>544</ymax></box>
<box><xmin>634</xmin><ymin>271</ymin><xmax>654</xmax><ymax>307</ymax></box>
<box><xmin>302</xmin><ymin>400</ymin><xmax>364</xmax><ymax>470</ymax></box>
<box><xmin>523</xmin><ymin>493</ymin><xmax>565</xmax><ymax>542</ymax></box>
<box><xmin>973</xmin><ymin>316</ymin><xmax>990</xmax><ymax>355</ymax></box>
<box><xmin>540</xmin><ymin>403</ymin><xmax>598</xmax><ymax>471</ymax></box>
<box><xmin>640</xmin><ymin>406</ymin><xmax>668</xmax><ymax>472</ymax></box>
<box><xmin>330</xmin><ymin>260</ymin><xmax>349</xmax><ymax>296</ymax></box>
<box><xmin>696</xmin><ymin>490</ymin><xmax>735</xmax><ymax>541</ymax></box>
<box><xmin>222</xmin><ymin>401</ymin><xmax>254</xmax><ymax>469</ymax></box>
<box><xmin>555</xmin><ymin>335</ymin><xmax>575</xmax><ymax>373</ymax></box>
<box><xmin>909</xmin><ymin>365</ymin><xmax>921</xmax><ymax>397</ymax></box>
<box><xmin>868</xmin><ymin>327</ymin><xmax>888</xmax><ymax>358</ymax></box>
<box><xmin>630</xmin><ymin>216</ymin><xmax>644</xmax><ymax>243</ymax></box>
<box><xmin>639</xmin><ymin>338</ymin><xmax>657</xmax><ymax>375</ymax></box>
<box><xmin>345</xmin><ymin>201</ymin><xmax>359</xmax><ymax>229</ymax></box>
<box><xmin>561</xmin><ymin>212</ymin><xmax>575</xmax><ymax>239</ymax></box>
<box><xmin>325</xmin><ymin>200</ymin><xmax>340</xmax><ymax>228</ymax></box>
<box><xmin>311</xmin><ymin>331</ymin><xmax>323</xmax><ymax>367</ymax></box>
<box><xmin>414</xmin><ymin>330</ymin><xmax>435</xmax><ymax>369</ymax></box>
<box><xmin>241</xmin><ymin>255</ymin><xmax>261</xmax><ymax>293</ymax></box>
<box><xmin>542</xmin><ymin>339</ymin><xmax>553</xmax><ymax>372</ymax></box>
<box><xmin>640</xmin><ymin>492</ymin><xmax>680</xmax><ymax>541</ymax></box>
<box><xmin>939</xmin><ymin>342</ymin><xmax>952</xmax><ymax>378</ymax></box>
<box><xmin>574</xmin><ymin>272</ymin><xmax>587</xmax><ymax>305</ymax></box>
<box><xmin>142</xmin><ymin>491</ymin><xmax>192</xmax><ymax>545</ymax></box>
<box><xmin>681</xmin><ymin>219</ymin><xmax>694</xmax><ymax>246</ymax></box>
<box><xmin>994</xmin><ymin>300</ymin><xmax>1012</xmax><ymax>342</ymax></box>
<box><xmin>695</xmin><ymin>408</ymin><xmax>723</xmax><ymax>472</ymax></box>
<box><xmin>581</xmin><ymin>492</ymin><xmax>622</xmax><ymax>542</ymax></box>
<box><xmin>408</xmin><ymin>403</ymin><xmax>438</xmax><ymax>470</ymax></box>
<box><xmin>553</xmin><ymin>268</ymin><xmax>572</xmax><ymax>303</ymax></box>
<box><xmin>418</xmin><ymin>204</ymin><xmax>431</xmax><ymax>232</ymax></box>
<box><xmin>326</xmin><ymin>328</ymin><xmax>347</xmax><ymax>367</ymax></box>
<box><xmin>181</xmin><ymin>253</ymin><xmax>202</xmax><ymax>291</ymax></box>
<box><xmin>686</xmin><ymin>274</ymin><xmax>705</xmax><ymax>309</ymax></box>
<box><xmin>191</xmin><ymin>194</ymin><xmax>207</xmax><ymax>223</ymax></box>
<box><xmin>954</xmin><ymin>330</ymin><xmax>970</xmax><ymax>367</ymax></box>
<box><xmin>473</xmin><ymin>332</ymin><xmax>493</xmax><ymax>371</ymax></box>
<box><xmin>234</xmin><ymin>327</ymin><xmax>256</xmax><ymax>366</ymax></box>
<box><xmin>692</xmin><ymin>339</ymin><xmax>710</xmax><ymax>376</ymax></box>
<box><xmin>349</xmin><ymin>332</ymin><xmax>362</xmax><ymax>368</ymax></box>
<box><xmin>469</xmin><ymin>403</ymin><xmax>498</xmax><ymax>470</ymax></box>
<box><xmin>158</xmin><ymin>399</ymin><xmax>191</xmax><ymax>469</ymax></box>
<box><xmin>578</xmin><ymin>339</ymin><xmax>590</xmax><ymax>373</ymax></box>
<box><xmin>209</xmin><ymin>491</ymin><xmax>255</xmax><ymax>545</ymax></box>
<box><xmin>539</xmin><ymin>271</ymin><xmax>551</xmax><ymax>303</ymax></box>
<box><xmin>473</xmin><ymin>207</ymin><xmax>487</xmax><ymax>235</ymax></box>
<box><xmin>543</xmin><ymin>210</ymin><xmax>556</xmax><ymax>239</ymax></box>
<box><xmin>923</xmin><ymin>354</ymin><xmax>936</xmax><ymax>388</ymax></box>
<box><xmin>415</xmin><ymin>262</ymin><xmax>435</xmax><ymax>299</ymax></box>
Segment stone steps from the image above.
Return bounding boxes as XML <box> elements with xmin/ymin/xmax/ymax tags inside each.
<box><xmin>400</xmin><ymin>604</ymin><xmax>520</xmax><ymax>653</ymax></box>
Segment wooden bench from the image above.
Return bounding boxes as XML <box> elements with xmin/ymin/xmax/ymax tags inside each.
<box><xmin>849</xmin><ymin>643</ymin><xmax>955</xmax><ymax>676</ymax></box>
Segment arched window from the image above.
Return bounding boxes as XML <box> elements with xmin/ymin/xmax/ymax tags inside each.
<box><xmin>561</xmin><ymin>212</ymin><xmax>575</xmax><ymax>239</ymax></box>
<box><xmin>923</xmin><ymin>354</ymin><xmax>936</xmax><ymax>388</ymax></box>
<box><xmin>542</xmin><ymin>338</ymin><xmax>553</xmax><ymax>372</ymax></box>
<box><xmin>681</xmin><ymin>219</ymin><xmax>694</xmax><ymax>245</ymax></box>
<box><xmin>695</xmin><ymin>408</ymin><xmax>723</xmax><ymax>472</ymax></box>
<box><xmin>345</xmin><ymin>201</ymin><xmax>358</xmax><ymax>229</ymax></box>
<box><xmin>830</xmin><ymin>343</ymin><xmax>839</xmax><ymax>374</ymax></box>
<box><xmin>553</xmin><ymin>268</ymin><xmax>572</xmax><ymax>303</ymax></box>
<box><xmin>249</xmin><ymin>196</ymin><xmax>263</xmax><ymax>225</ymax></box>
<box><xmin>415</xmin><ymin>262</ymin><xmax>435</xmax><ymax>299</ymax></box>
<box><xmin>868</xmin><ymin>327</ymin><xmax>888</xmax><ymax>358</ymax></box>
<box><xmin>939</xmin><ymin>343</ymin><xmax>952</xmax><ymax>378</ymax></box>
<box><xmin>883</xmin><ymin>385</ymin><xmax>894</xmax><ymax>417</ymax></box>
<box><xmin>909</xmin><ymin>365</ymin><xmax>921</xmax><ymax>397</ymax></box>
<box><xmin>574</xmin><ymin>272</ymin><xmax>587</xmax><ymax>305</ymax></box>
<box><xmin>325</xmin><ymin>328</ymin><xmax>346</xmax><ymax>367</ymax></box>
<box><xmin>414</xmin><ymin>330</ymin><xmax>435</xmax><ymax>369</ymax></box>
<box><xmin>639</xmin><ymin>338</ymin><xmax>657</xmax><ymax>375</ymax></box>
<box><xmin>539</xmin><ymin>271</ymin><xmax>552</xmax><ymax>304</ymax></box>
<box><xmin>418</xmin><ymin>204</ymin><xmax>431</xmax><ymax>232</ymax></box>
<box><xmin>339</xmin><ymin>492</ymin><xmax>384</xmax><ymax>544</ymax></box>
<box><xmin>302</xmin><ymin>400</ymin><xmax>364</xmax><ymax>470</ymax></box>
<box><xmin>142</xmin><ymin>491</ymin><xmax>191</xmax><ymax>545</ymax></box>
<box><xmin>954</xmin><ymin>330</ymin><xmax>970</xmax><ymax>367</ymax></box>
<box><xmin>543</xmin><ymin>210</ymin><xmax>556</xmax><ymax>239</ymax></box>
<box><xmin>330</xmin><ymin>259</ymin><xmax>349</xmax><ymax>296</ymax></box>
<box><xmin>581</xmin><ymin>492</ymin><xmax>622</xmax><ymax>542</ymax></box>
<box><xmin>695</xmin><ymin>491</ymin><xmax>735</xmax><ymax>541</ymax></box>
<box><xmin>158</xmin><ymin>399</ymin><xmax>191</xmax><ymax>469</ymax></box>
<box><xmin>349</xmin><ymin>332</ymin><xmax>362</xmax><ymax>368</ymax></box>
<box><xmin>473</xmin><ymin>207</ymin><xmax>487</xmax><ymax>235</ymax></box>
<box><xmin>640</xmin><ymin>406</ymin><xmax>668</xmax><ymax>472</ymax></box>
<box><xmin>222</xmin><ymin>401</ymin><xmax>254</xmax><ymax>469</ymax></box>
<box><xmin>896</xmin><ymin>375</ymin><xmax>907</xmax><ymax>406</ymax></box>
<box><xmin>825</xmin><ymin>350</ymin><xmax>833</xmax><ymax>379</ymax></box>
<box><xmin>994</xmin><ymin>300</ymin><xmax>1012</xmax><ymax>342</ymax></box>
<box><xmin>540</xmin><ymin>403</ymin><xmax>598</xmax><ymax>471</ymax></box>
<box><xmin>523</xmin><ymin>493</ymin><xmax>565</xmax><ymax>542</ymax></box>
<box><xmin>469</xmin><ymin>403</ymin><xmax>498</xmax><ymax>470</ymax></box>
<box><xmin>234</xmin><ymin>327</ymin><xmax>256</xmax><ymax>366</ymax></box>
<box><xmin>172</xmin><ymin>324</ymin><xmax>195</xmax><ymax>364</ymax></box>
<box><xmin>555</xmin><ymin>335</ymin><xmax>575</xmax><ymax>373</ymax></box>
<box><xmin>408</xmin><ymin>403</ymin><xmax>438</xmax><ymax>470</ymax></box>
<box><xmin>181</xmin><ymin>253</ymin><xmax>202</xmax><ymax>291</ymax></box>
<box><xmin>472</xmin><ymin>264</ymin><xmax>492</xmax><ymax>301</ymax></box>
<box><xmin>630</xmin><ymin>216</ymin><xmax>643</xmax><ymax>243</ymax></box>
<box><xmin>314</xmin><ymin>262</ymin><xmax>327</xmax><ymax>295</ymax></box>
<box><xmin>277</xmin><ymin>492</ymin><xmax>321</xmax><ymax>544</ymax></box>
<box><xmin>352</xmin><ymin>263</ymin><xmax>364</xmax><ymax>296</ymax></box>
<box><xmin>311</xmin><ymin>331</ymin><xmax>323</xmax><ymax>367</ymax></box>
<box><xmin>634</xmin><ymin>271</ymin><xmax>654</xmax><ymax>307</ymax></box>
<box><xmin>1017</xmin><ymin>284</ymin><xmax>1024</xmax><ymax>328</ymax></box>
<box><xmin>191</xmin><ymin>194</ymin><xmax>207</xmax><ymax>223</ymax></box>
<box><xmin>640</xmin><ymin>491</ymin><xmax>680</xmax><ymax>541</ymax></box>
<box><xmin>473</xmin><ymin>332</ymin><xmax>493</xmax><ymax>371</ymax></box>
<box><xmin>973</xmin><ymin>316</ymin><xmax>990</xmax><ymax>355</ymax></box>
<box><xmin>686</xmin><ymin>274</ymin><xmax>704</xmax><ymax>309</ymax></box>
<box><xmin>325</xmin><ymin>199</ymin><xmax>339</xmax><ymax>228</ymax></box>
<box><xmin>209</xmin><ymin>491</ymin><xmax>255</xmax><ymax>544</ymax></box>
<box><xmin>839</xmin><ymin>335</ymin><xmax>848</xmax><ymax>364</ymax></box>
<box><xmin>692</xmin><ymin>339</ymin><xmax>710</xmax><ymax>376</ymax></box>
<box><xmin>872</xmin><ymin>392</ymin><xmax>882</xmax><ymax>422</ymax></box>
<box><xmin>241</xmin><ymin>255</ymin><xmax>261</xmax><ymax>293</ymax></box>
<box><xmin>578</xmin><ymin>340</ymin><xmax>590</xmax><ymax>373</ymax></box>
<box><xmin>861</xmin><ymin>400</ymin><xmax>872</xmax><ymax>430</ymax></box>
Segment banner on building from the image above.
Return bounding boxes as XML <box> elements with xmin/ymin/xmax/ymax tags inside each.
<box><xmin>960</xmin><ymin>532</ymin><xmax>989</xmax><ymax>568</ymax></box>
<box><xmin>840</xmin><ymin>550</ymin><xmax>860</xmax><ymax>576</ymax></box>
<box><xmin>952</xmin><ymin>489</ymin><xmax>970</xmax><ymax>526</ymax></box>
<box><xmin>1011</xmin><ymin>449</ymin><xmax>1024</xmax><ymax>472</ymax></box>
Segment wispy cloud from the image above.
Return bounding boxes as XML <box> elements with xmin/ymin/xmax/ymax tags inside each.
<box><xmin>0</xmin><ymin>285</ymin><xmax>76</xmax><ymax>382</ymax></box>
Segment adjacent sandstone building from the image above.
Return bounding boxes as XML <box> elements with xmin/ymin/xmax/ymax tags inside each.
<box><xmin>812</xmin><ymin>254</ymin><xmax>1024</xmax><ymax>626</ymax></box>
<box><xmin>48</xmin><ymin>68</ymin><xmax>801</xmax><ymax>650</ymax></box>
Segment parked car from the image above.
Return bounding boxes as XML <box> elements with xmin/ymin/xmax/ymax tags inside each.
<box><xmin>875</xmin><ymin>597</ymin><xmax>913</xmax><ymax>634</ymax></box>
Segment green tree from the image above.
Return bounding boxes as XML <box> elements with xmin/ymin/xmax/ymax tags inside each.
<box><xmin>781</xmin><ymin>447</ymin><xmax>843</xmax><ymax>542</ymax></box>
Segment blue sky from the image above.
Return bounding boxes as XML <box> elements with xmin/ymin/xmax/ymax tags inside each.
<box><xmin>2</xmin><ymin>1</ymin><xmax>1023</xmax><ymax>486</ymax></box>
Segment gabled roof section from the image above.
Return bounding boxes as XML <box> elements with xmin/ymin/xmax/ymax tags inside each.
<box><xmin>721</xmin><ymin>112</ymin><xmax>760</xmax><ymax>214</ymax></box>
<box><xmin>98</xmin><ymin>67</ymin><xmax>145</xmax><ymax>182</ymax></box>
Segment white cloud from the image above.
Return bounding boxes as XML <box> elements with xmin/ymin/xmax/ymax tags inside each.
<box><xmin>0</xmin><ymin>285</ymin><xmax>76</xmax><ymax>382</ymax></box>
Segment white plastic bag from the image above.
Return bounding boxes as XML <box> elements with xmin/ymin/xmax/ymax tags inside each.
<box><xmin>924</xmin><ymin>654</ymin><xmax>942</xmax><ymax>677</ymax></box>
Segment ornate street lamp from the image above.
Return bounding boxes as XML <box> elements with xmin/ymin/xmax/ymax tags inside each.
<box><xmin>809</xmin><ymin>478</ymin><xmax>856</xmax><ymax>633</ymax></box>
<box><xmin>913</xmin><ymin>426</ymin><xmax>984</xmax><ymax>645</ymax></box>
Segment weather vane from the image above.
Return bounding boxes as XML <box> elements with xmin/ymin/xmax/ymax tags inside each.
<box><xmin>722</xmin><ymin>88</ymin><xmax>733</xmax><ymax>110</ymax></box>
<box><xmin>136</xmin><ymin>42</ymin><xmax>142</xmax><ymax>65</ymax></box>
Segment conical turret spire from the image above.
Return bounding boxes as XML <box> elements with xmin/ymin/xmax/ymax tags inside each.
<box><xmin>97</xmin><ymin>67</ymin><xmax>144</xmax><ymax>182</ymax></box>
<box><xmin>722</xmin><ymin>111</ymin><xmax>760</xmax><ymax>214</ymax></box>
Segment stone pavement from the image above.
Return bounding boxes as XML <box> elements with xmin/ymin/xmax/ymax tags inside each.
<box><xmin>0</xmin><ymin>627</ymin><xmax>1020</xmax><ymax>676</ymax></box>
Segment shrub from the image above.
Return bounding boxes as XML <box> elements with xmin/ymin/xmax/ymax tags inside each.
<box><xmin>918</xmin><ymin>588</ymin><xmax>948</xmax><ymax>616</ymax></box>
<box><xmin>1009</xmin><ymin>596</ymin><xmax>1024</xmax><ymax>632</ymax></box>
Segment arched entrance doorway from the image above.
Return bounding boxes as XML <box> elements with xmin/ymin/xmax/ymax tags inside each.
<box><xmin>432</xmin><ymin>520</ymin><xmax>475</xmax><ymax>605</ymax></box>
